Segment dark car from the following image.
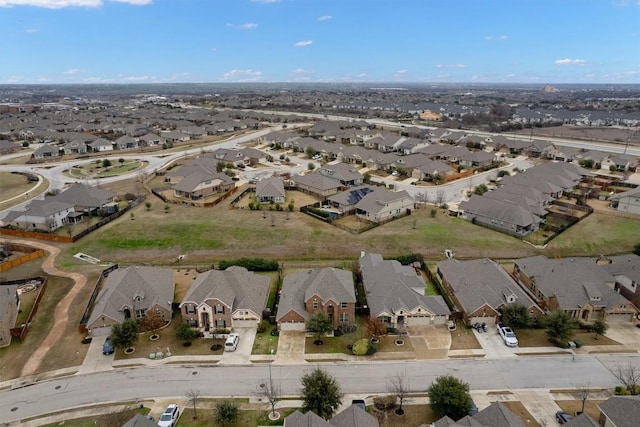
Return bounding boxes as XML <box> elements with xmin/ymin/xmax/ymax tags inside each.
<box><xmin>556</xmin><ymin>411</ymin><xmax>573</xmax><ymax>424</ymax></box>
<box><xmin>102</xmin><ymin>337</ymin><xmax>114</xmax><ymax>355</ymax></box>
<box><xmin>468</xmin><ymin>400</ymin><xmax>479</xmax><ymax>416</ymax></box>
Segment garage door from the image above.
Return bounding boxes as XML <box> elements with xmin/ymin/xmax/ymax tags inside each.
<box><xmin>406</xmin><ymin>316</ymin><xmax>433</xmax><ymax>326</ymax></box>
<box><xmin>279</xmin><ymin>322</ymin><xmax>305</xmax><ymax>331</ymax></box>
<box><xmin>232</xmin><ymin>319</ymin><xmax>258</xmax><ymax>328</ymax></box>
<box><xmin>468</xmin><ymin>316</ymin><xmax>497</xmax><ymax>326</ymax></box>
<box><xmin>90</xmin><ymin>326</ymin><xmax>111</xmax><ymax>337</ymax></box>
<box><xmin>606</xmin><ymin>312</ymin><xmax>634</xmax><ymax>323</ymax></box>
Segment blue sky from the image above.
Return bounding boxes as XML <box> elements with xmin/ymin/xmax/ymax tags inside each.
<box><xmin>1</xmin><ymin>0</ymin><xmax>639</xmax><ymax>84</ymax></box>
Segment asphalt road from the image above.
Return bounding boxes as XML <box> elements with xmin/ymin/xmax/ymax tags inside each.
<box><xmin>1</xmin><ymin>353</ymin><xmax>637</xmax><ymax>424</ymax></box>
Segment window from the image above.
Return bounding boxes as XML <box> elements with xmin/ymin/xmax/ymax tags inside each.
<box><xmin>135</xmin><ymin>309</ymin><xmax>145</xmax><ymax>319</ymax></box>
<box><xmin>339</xmin><ymin>313</ymin><xmax>348</xmax><ymax>323</ymax></box>
<box><xmin>188</xmin><ymin>318</ymin><xmax>197</xmax><ymax>327</ymax></box>
<box><xmin>186</xmin><ymin>304</ymin><xmax>196</xmax><ymax>314</ymax></box>
<box><xmin>216</xmin><ymin>319</ymin><xmax>226</xmax><ymax>328</ymax></box>
<box><xmin>216</xmin><ymin>304</ymin><xmax>224</xmax><ymax>314</ymax></box>
<box><xmin>313</xmin><ymin>300</ymin><xmax>318</xmax><ymax>310</ymax></box>
<box><xmin>340</xmin><ymin>302</ymin><xmax>348</xmax><ymax>309</ymax></box>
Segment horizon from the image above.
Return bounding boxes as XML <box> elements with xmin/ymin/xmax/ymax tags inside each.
<box><xmin>1</xmin><ymin>0</ymin><xmax>638</xmax><ymax>85</ymax></box>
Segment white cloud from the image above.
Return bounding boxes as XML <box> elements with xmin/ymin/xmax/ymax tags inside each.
<box><xmin>227</xmin><ymin>23</ymin><xmax>258</xmax><ymax>30</ymax></box>
<box><xmin>435</xmin><ymin>64</ymin><xmax>466</xmax><ymax>68</ymax></box>
<box><xmin>555</xmin><ymin>58</ymin><xmax>587</xmax><ymax>65</ymax></box>
<box><xmin>25</xmin><ymin>28</ymin><xmax>39</xmax><ymax>33</ymax></box>
<box><xmin>63</xmin><ymin>68</ymin><xmax>81</xmax><ymax>75</ymax></box>
<box><xmin>393</xmin><ymin>69</ymin><xmax>408</xmax><ymax>79</ymax></box>
<box><xmin>484</xmin><ymin>35</ymin><xmax>509</xmax><ymax>41</ymax></box>
<box><xmin>0</xmin><ymin>0</ymin><xmax>150</xmax><ymax>8</ymax></box>
<box><xmin>356</xmin><ymin>73</ymin><xmax>367</xmax><ymax>78</ymax></box>
<box><xmin>295</xmin><ymin>40</ymin><xmax>312</xmax><ymax>47</ymax></box>
<box><xmin>318</xmin><ymin>15</ymin><xmax>332</xmax><ymax>21</ymax></box>
<box><xmin>221</xmin><ymin>69</ymin><xmax>263</xmax><ymax>82</ymax></box>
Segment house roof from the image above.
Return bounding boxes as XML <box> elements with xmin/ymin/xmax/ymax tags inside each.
<box><xmin>598</xmin><ymin>395</ymin><xmax>640</xmax><ymax>427</ymax></box>
<box><xmin>292</xmin><ymin>172</ymin><xmax>342</xmax><ymax>192</ymax></box>
<box><xmin>330</xmin><ymin>404</ymin><xmax>379</xmax><ymax>427</ymax></box>
<box><xmin>56</xmin><ymin>183</ymin><xmax>114</xmax><ymax>209</ymax></box>
<box><xmin>277</xmin><ymin>268</ymin><xmax>355</xmax><ymax>323</ymax></box>
<box><xmin>459</xmin><ymin>195</ymin><xmax>542</xmax><ymax>228</ymax></box>
<box><xmin>87</xmin><ymin>266</ymin><xmax>175</xmax><ymax>326</ymax></box>
<box><xmin>180</xmin><ymin>266</ymin><xmax>270</xmax><ymax>316</ymax></box>
<box><xmin>2</xmin><ymin>197</ymin><xmax>75</xmax><ymax>224</ymax></box>
<box><xmin>284</xmin><ymin>410</ymin><xmax>332</xmax><ymax>427</ymax></box>
<box><xmin>514</xmin><ymin>256</ymin><xmax>631</xmax><ymax>311</ymax></box>
<box><xmin>563</xmin><ymin>413</ymin><xmax>600</xmax><ymax>427</ymax></box>
<box><xmin>319</xmin><ymin>163</ymin><xmax>364</xmax><ymax>183</ymax></box>
<box><xmin>600</xmin><ymin>254</ymin><xmax>640</xmax><ymax>285</ymax></box>
<box><xmin>88</xmin><ymin>138</ymin><xmax>113</xmax><ymax>148</ymax></box>
<box><xmin>437</xmin><ymin>258</ymin><xmax>539</xmax><ymax>315</ymax></box>
<box><xmin>256</xmin><ymin>177</ymin><xmax>286</xmax><ymax>198</ymax></box>
<box><xmin>328</xmin><ymin>185</ymin><xmax>375</xmax><ymax>206</ymax></box>
<box><xmin>173</xmin><ymin>169</ymin><xmax>233</xmax><ymax>193</ymax></box>
<box><xmin>122</xmin><ymin>414</ymin><xmax>157</xmax><ymax>427</ymax></box>
<box><xmin>361</xmin><ymin>253</ymin><xmax>450</xmax><ymax>317</ymax></box>
<box><xmin>609</xmin><ymin>186</ymin><xmax>640</xmax><ymax>201</ymax></box>
<box><xmin>472</xmin><ymin>402</ymin><xmax>525</xmax><ymax>427</ymax></box>
<box><xmin>355</xmin><ymin>188</ymin><xmax>413</xmax><ymax>215</ymax></box>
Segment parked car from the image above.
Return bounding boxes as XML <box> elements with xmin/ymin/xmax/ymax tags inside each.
<box><xmin>497</xmin><ymin>323</ymin><xmax>518</xmax><ymax>347</ymax></box>
<box><xmin>555</xmin><ymin>411</ymin><xmax>573</xmax><ymax>424</ymax></box>
<box><xmin>468</xmin><ymin>400</ymin><xmax>478</xmax><ymax>416</ymax></box>
<box><xmin>225</xmin><ymin>333</ymin><xmax>239</xmax><ymax>352</ymax></box>
<box><xmin>102</xmin><ymin>337</ymin><xmax>114</xmax><ymax>355</ymax></box>
<box><xmin>158</xmin><ymin>403</ymin><xmax>180</xmax><ymax>427</ymax></box>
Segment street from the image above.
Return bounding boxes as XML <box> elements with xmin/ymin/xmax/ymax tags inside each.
<box><xmin>0</xmin><ymin>353</ymin><xmax>636</xmax><ymax>424</ymax></box>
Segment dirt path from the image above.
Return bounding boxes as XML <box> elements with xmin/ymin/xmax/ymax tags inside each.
<box><xmin>4</xmin><ymin>239</ymin><xmax>88</xmax><ymax>377</ymax></box>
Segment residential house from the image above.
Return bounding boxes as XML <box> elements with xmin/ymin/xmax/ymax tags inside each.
<box><xmin>62</xmin><ymin>140</ymin><xmax>87</xmax><ymax>155</ymax></box>
<box><xmin>122</xmin><ymin>414</ymin><xmax>157</xmax><ymax>427</ymax></box>
<box><xmin>0</xmin><ymin>283</ymin><xmax>19</xmax><ymax>348</ymax></box>
<box><xmin>291</xmin><ymin>172</ymin><xmax>343</xmax><ymax>199</ymax></box>
<box><xmin>172</xmin><ymin>167</ymin><xmax>234</xmax><ymax>200</ymax></box>
<box><xmin>284</xmin><ymin>404</ymin><xmax>379</xmax><ymax>427</ymax></box>
<box><xmin>355</xmin><ymin>188</ymin><xmax>414</xmax><ymax>223</ymax></box>
<box><xmin>433</xmin><ymin>402</ymin><xmax>526</xmax><ymax>427</ymax></box>
<box><xmin>436</xmin><ymin>258</ymin><xmax>543</xmax><ymax>325</ymax></box>
<box><xmin>31</xmin><ymin>144</ymin><xmax>60</xmax><ymax>160</ymax></box>
<box><xmin>598</xmin><ymin>395</ymin><xmax>640</xmax><ymax>427</ymax></box>
<box><xmin>179</xmin><ymin>266</ymin><xmax>270</xmax><ymax>334</ymax></box>
<box><xmin>206</xmin><ymin>148</ymin><xmax>250</xmax><ymax>167</ymax></box>
<box><xmin>458</xmin><ymin>194</ymin><xmax>543</xmax><ymax>236</ymax></box>
<box><xmin>326</xmin><ymin>186</ymin><xmax>375</xmax><ymax>214</ymax></box>
<box><xmin>318</xmin><ymin>163</ymin><xmax>364</xmax><ymax>186</ymax></box>
<box><xmin>512</xmin><ymin>256</ymin><xmax>638</xmax><ymax>323</ymax></box>
<box><xmin>55</xmin><ymin>183</ymin><xmax>115</xmax><ymax>215</ymax></box>
<box><xmin>162</xmin><ymin>130</ymin><xmax>190</xmax><ymax>143</ymax></box>
<box><xmin>88</xmin><ymin>138</ymin><xmax>114</xmax><ymax>152</ymax></box>
<box><xmin>564</xmin><ymin>413</ymin><xmax>601</xmax><ymax>427</ymax></box>
<box><xmin>601</xmin><ymin>154</ymin><xmax>638</xmax><ymax>172</ymax></box>
<box><xmin>277</xmin><ymin>268</ymin><xmax>356</xmax><ymax>331</ymax></box>
<box><xmin>87</xmin><ymin>266</ymin><xmax>175</xmax><ymax>336</ymax></box>
<box><xmin>360</xmin><ymin>252</ymin><xmax>450</xmax><ymax>329</ymax></box>
<box><xmin>609</xmin><ymin>186</ymin><xmax>640</xmax><ymax>215</ymax></box>
<box><xmin>256</xmin><ymin>177</ymin><xmax>286</xmax><ymax>204</ymax></box>
<box><xmin>138</xmin><ymin>132</ymin><xmax>166</xmax><ymax>147</ymax></box>
<box><xmin>1</xmin><ymin>198</ymin><xmax>76</xmax><ymax>231</ymax></box>
<box><xmin>458</xmin><ymin>150</ymin><xmax>496</xmax><ymax>168</ymax></box>
<box><xmin>114</xmin><ymin>135</ymin><xmax>139</xmax><ymax>150</ymax></box>
<box><xmin>599</xmin><ymin>254</ymin><xmax>640</xmax><ymax>308</ymax></box>
<box><xmin>396</xmin><ymin>137</ymin><xmax>427</xmax><ymax>155</ymax></box>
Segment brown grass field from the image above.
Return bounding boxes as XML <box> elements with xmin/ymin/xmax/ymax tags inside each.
<box><xmin>0</xmin><ymin>171</ymin><xmax>49</xmax><ymax>211</ymax></box>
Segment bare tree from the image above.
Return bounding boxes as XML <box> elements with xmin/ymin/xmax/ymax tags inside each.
<box><xmin>186</xmin><ymin>389</ymin><xmax>201</xmax><ymax>419</ymax></box>
<box><xmin>435</xmin><ymin>189</ymin><xmax>446</xmax><ymax>208</ymax></box>
<box><xmin>387</xmin><ymin>372</ymin><xmax>410</xmax><ymax>415</ymax></box>
<box><xmin>574</xmin><ymin>381</ymin><xmax>590</xmax><ymax>414</ymax></box>
<box><xmin>613</xmin><ymin>363</ymin><xmax>640</xmax><ymax>395</ymax></box>
<box><xmin>257</xmin><ymin>376</ymin><xmax>281</xmax><ymax>419</ymax></box>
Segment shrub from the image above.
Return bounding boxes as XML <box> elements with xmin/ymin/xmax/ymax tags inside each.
<box><xmin>257</xmin><ymin>320</ymin><xmax>269</xmax><ymax>333</ymax></box>
<box><xmin>352</xmin><ymin>338</ymin><xmax>370</xmax><ymax>355</ymax></box>
<box><xmin>218</xmin><ymin>257</ymin><xmax>279</xmax><ymax>271</ymax></box>
<box><xmin>366</xmin><ymin>340</ymin><xmax>378</xmax><ymax>355</ymax></box>
<box><xmin>373</xmin><ymin>395</ymin><xmax>397</xmax><ymax>411</ymax></box>
<box><xmin>574</xmin><ymin>339</ymin><xmax>583</xmax><ymax>348</ymax></box>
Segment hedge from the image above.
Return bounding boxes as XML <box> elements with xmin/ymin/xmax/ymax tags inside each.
<box><xmin>218</xmin><ymin>257</ymin><xmax>279</xmax><ymax>271</ymax></box>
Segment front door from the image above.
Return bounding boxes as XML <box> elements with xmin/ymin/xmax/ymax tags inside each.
<box><xmin>201</xmin><ymin>312</ymin><xmax>210</xmax><ymax>331</ymax></box>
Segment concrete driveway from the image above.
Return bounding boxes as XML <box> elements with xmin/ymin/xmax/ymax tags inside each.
<box><xmin>473</xmin><ymin>327</ymin><xmax>519</xmax><ymax>359</ymax></box>
<box><xmin>274</xmin><ymin>331</ymin><xmax>306</xmax><ymax>364</ymax></box>
<box><xmin>218</xmin><ymin>327</ymin><xmax>257</xmax><ymax>365</ymax></box>
<box><xmin>406</xmin><ymin>325</ymin><xmax>451</xmax><ymax>359</ymax></box>
<box><xmin>603</xmin><ymin>322</ymin><xmax>640</xmax><ymax>352</ymax></box>
<box><xmin>77</xmin><ymin>337</ymin><xmax>114</xmax><ymax>374</ymax></box>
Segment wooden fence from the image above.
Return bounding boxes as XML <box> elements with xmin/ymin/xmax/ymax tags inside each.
<box><xmin>0</xmin><ymin>242</ymin><xmax>46</xmax><ymax>272</ymax></box>
<box><xmin>78</xmin><ymin>264</ymin><xmax>120</xmax><ymax>334</ymax></box>
<box><xmin>7</xmin><ymin>277</ymin><xmax>48</xmax><ymax>342</ymax></box>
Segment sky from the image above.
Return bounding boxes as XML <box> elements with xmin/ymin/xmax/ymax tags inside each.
<box><xmin>0</xmin><ymin>0</ymin><xmax>639</xmax><ymax>85</ymax></box>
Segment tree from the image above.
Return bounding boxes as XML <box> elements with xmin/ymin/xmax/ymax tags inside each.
<box><xmin>366</xmin><ymin>317</ymin><xmax>387</xmax><ymax>339</ymax></box>
<box><xmin>543</xmin><ymin>310</ymin><xmax>578</xmax><ymax>345</ymax></box>
<box><xmin>307</xmin><ymin>312</ymin><xmax>333</xmax><ymax>343</ymax></box>
<box><xmin>103</xmin><ymin>158</ymin><xmax>112</xmax><ymax>168</ymax></box>
<box><xmin>118</xmin><ymin>158</ymin><xmax>125</xmax><ymax>164</ymax></box>
<box><xmin>575</xmin><ymin>382</ymin><xmax>590</xmax><ymax>415</ymax></box>
<box><xmin>145</xmin><ymin>202</ymin><xmax>152</xmax><ymax>211</ymax></box>
<box><xmin>215</xmin><ymin>400</ymin><xmax>239</xmax><ymax>425</ymax></box>
<box><xmin>428</xmin><ymin>375</ymin><xmax>473</xmax><ymax>420</ymax></box>
<box><xmin>110</xmin><ymin>319</ymin><xmax>138</xmax><ymax>350</ymax></box>
<box><xmin>613</xmin><ymin>363</ymin><xmax>640</xmax><ymax>395</ymax></box>
<box><xmin>257</xmin><ymin>376</ymin><xmax>281</xmax><ymax>419</ymax></box>
<box><xmin>176</xmin><ymin>322</ymin><xmax>197</xmax><ymax>342</ymax></box>
<box><xmin>500</xmin><ymin>304</ymin><xmax>533</xmax><ymax>329</ymax></box>
<box><xmin>300</xmin><ymin>367</ymin><xmax>343</xmax><ymax>419</ymax></box>
<box><xmin>388</xmin><ymin>372</ymin><xmax>410</xmax><ymax>415</ymax></box>
<box><xmin>305</xmin><ymin>146</ymin><xmax>316</xmax><ymax>158</ymax></box>
<box><xmin>592</xmin><ymin>319</ymin><xmax>608</xmax><ymax>340</ymax></box>
<box><xmin>185</xmin><ymin>389</ymin><xmax>201</xmax><ymax>420</ymax></box>
<box><xmin>474</xmin><ymin>184</ymin><xmax>488</xmax><ymax>195</ymax></box>
<box><xmin>308</xmin><ymin>162</ymin><xmax>315</xmax><ymax>171</ymax></box>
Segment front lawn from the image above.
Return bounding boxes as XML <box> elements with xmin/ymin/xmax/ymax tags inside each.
<box><xmin>252</xmin><ymin>325</ymin><xmax>280</xmax><ymax>355</ymax></box>
<box><xmin>515</xmin><ymin>328</ymin><xmax>621</xmax><ymax>348</ymax></box>
<box><xmin>449</xmin><ymin>325</ymin><xmax>482</xmax><ymax>350</ymax></box>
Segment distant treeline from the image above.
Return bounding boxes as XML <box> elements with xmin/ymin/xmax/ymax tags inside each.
<box><xmin>218</xmin><ymin>257</ymin><xmax>279</xmax><ymax>271</ymax></box>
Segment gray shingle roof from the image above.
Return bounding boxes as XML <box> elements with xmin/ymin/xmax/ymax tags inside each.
<box><xmin>256</xmin><ymin>177</ymin><xmax>285</xmax><ymax>198</ymax></box>
<box><xmin>361</xmin><ymin>253</ymin><xmax>450</xmax><ymax>317</ymax></box>
<box><xmin>330</xmin><ymin>404</ymin><xmax>379</xmax><ymax>427</ymax></box>
<box><xmin>598</xmin><ymin>395</ymin><xmax>640</xmax><ymax>427</ymax></box>
<box><xmin>56</xmin><ymin>183</ymin><xmax>114</xmax><ymax>209</ymax></box>
<box><xmin>87</xmin><ymin>266</ymin><xmax>174</xmax><ymax>326</ymax></box>
<box><xmin>284</xmin><ymin>410</ymin><xmax>332</xmax><ymax>427</ymax></box>
<box><xmin>180</xmin><ymin>266</ymin><xmax>270</xmax><ymax>316</ymax></box>
<box><xmin>472</xmin><ymin>402</ymin><xmax>525</xmax><ymax>427</ymax></box>
<box><xmin>437</xmin><ymin>258</ymin><xmax>539</xmax><ymax>314</ymax></box>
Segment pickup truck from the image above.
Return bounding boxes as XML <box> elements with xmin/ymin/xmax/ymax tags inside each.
<box><xmin>497</xmin><ymin>323</ymin><xmax>518</xmax><ymax>347</ymax></box>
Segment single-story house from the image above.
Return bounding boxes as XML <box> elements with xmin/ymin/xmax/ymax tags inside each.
<box><xmin>87</xmin><ymin>266</ymin><xmax>175</xmax><ymax>336</ymax></box>
<box><xmin>609</xmin><ymin>186</ymin><xmax>640</xmax><ymax>215</ymax></box>
<box><xmin>256</xmin><ymin>177</ymin><xmax>286</xmax><ymax>204</ymax></box>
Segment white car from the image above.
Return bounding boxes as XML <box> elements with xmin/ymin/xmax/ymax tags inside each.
<box><xmin>158</xmin><ymin>403</ymin><xmax>180</xmax><ymax>427</ymax></box>
<box><xmin>273</xmin><ymin>161</ymin><xmax>281</xmax><ymax>166</ymax></box>
<box><xmin>497</xmin><ymin>323</ymin><xmax>518</xmax><ymax>347</ymax></box>
<box><xmin>225</xmin><ymin>333</ymin><xmax>239</xmax><ymax>351</ymax></box>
